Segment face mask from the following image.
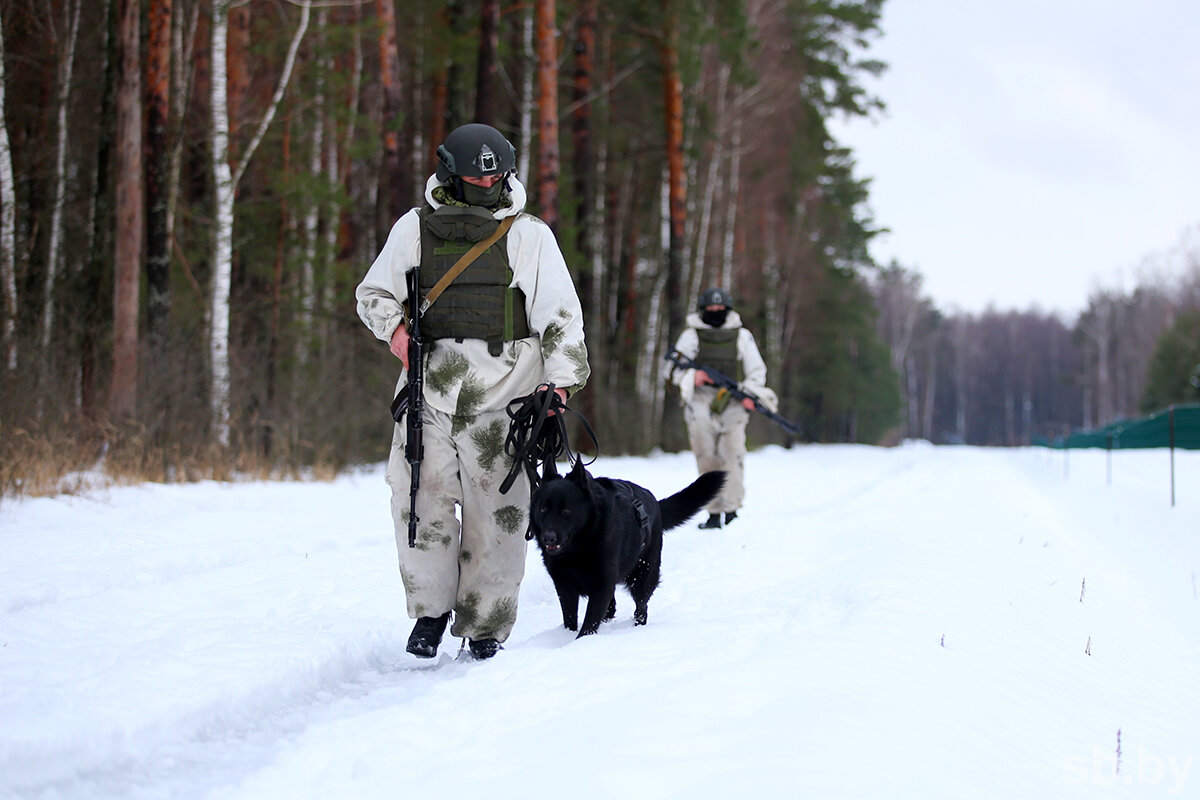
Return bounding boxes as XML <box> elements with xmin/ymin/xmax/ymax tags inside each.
<box><xmin>700</xmin><ymin>308</ymin><xmax>729</xmax><ymax>328</ymax></box>
<box><xmin>459</xmin><ymin>176</ymin><xmax>506</xmax><ymax>208</ymax></box>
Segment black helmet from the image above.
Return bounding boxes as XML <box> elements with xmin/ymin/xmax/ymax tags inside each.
<box><xmin>435</xmin><ymin>123</ymin><xmax>517</xmax><ymax>182</ymax></box>
<box><xmin>697</xmin><ymin>286</ymin><xmax>733</xmax><ymax>309</ymax></box>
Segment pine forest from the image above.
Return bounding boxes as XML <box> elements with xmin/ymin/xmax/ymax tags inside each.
<box><xmin>2</xmin><ymin>0</ymin><xmax>1198</xmax><ymax>495</ymax></box>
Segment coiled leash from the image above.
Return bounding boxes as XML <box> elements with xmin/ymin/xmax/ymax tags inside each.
<box><xmin>499</xmin><ymin>383</ymin><xmax>598</xmax><ymax>500</ymax></box>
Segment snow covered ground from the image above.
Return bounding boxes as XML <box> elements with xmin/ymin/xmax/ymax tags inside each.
<box><xmin>2</xmin><ymin>443</ymin><xmax>1198</xmax><ymax>799</ymax></box>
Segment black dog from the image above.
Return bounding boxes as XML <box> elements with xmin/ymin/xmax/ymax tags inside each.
<box><xmin>528</xmin><ymin>460</ymin><xmax>724</xmax><ymax>637</ymax></box>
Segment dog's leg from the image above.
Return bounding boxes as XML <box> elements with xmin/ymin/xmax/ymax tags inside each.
<box><xmin>554</xmin><ymin>583</ymin><xmax>580</xmax><ymax>631</ymax></box>
<box><xmin>604</xmin><ymin>596</ymin><xmax>616</xmax><ymax>621</ymax></box>
<box><xmin>578</xmin><ymin>586</ymin><xmax>617</xmax><ymax>636</ymax></box>
<box><xmin>626</xmin><ymin>553</ymin><xmax>662</xmax><ymax>627</ymax></box>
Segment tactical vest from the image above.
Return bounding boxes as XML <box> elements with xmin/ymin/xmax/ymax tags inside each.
<box><xmin>695</xmin><ymin>326</ymin><xmax>742</xmax><ymax>381</ymax></box>
<box><xmin>418</xmin><ymin>204</ymin><xmax>530</xmax><ymax>355</ymax></box>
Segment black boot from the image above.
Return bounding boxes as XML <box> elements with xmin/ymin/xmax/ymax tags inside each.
<box><xmin>698</xmin><ymin>513</ymin><xmax>722</xmax><ymax>529</ymax></box>
<box><xmin>724</xmin><ymin>511</ymin><xmax>738</xmax><ymax>526</ymax></box>
<box><xmin>406</xmin><ymin>612</ymin><xmax>450</xmax><ymax>658</ymax></box>
<box><xmin>468</xmin><ymin>638</ymin><xmax>502</xmax><ymax>660</ymax></box>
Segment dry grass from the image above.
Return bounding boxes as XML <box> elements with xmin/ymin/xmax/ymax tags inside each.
<box><xmin>0</xmin><ymin>424</ymin><xmax>108</xmax><ymax>497</ymax></box>
<box><xmin>1</xmin><ymin>419</ymin><xmax>348</xmax><ymax>499</ymax></box>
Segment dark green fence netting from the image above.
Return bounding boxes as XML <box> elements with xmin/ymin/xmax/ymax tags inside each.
<box><xmin>1033</xmin><ymin>404</ymin><xmax>1200</xmax><ymax>450</ymax></box>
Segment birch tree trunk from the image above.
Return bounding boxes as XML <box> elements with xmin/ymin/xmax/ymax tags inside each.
<box><xmin>517</xmin><ymin>5</ymin><xmax>533</xmax><ymax>181</ymax></box>
<box><xmin>300</xmin><ymin>12</ymin><xmax>327</xmax><ymax>366</ymax></box>
<box><xmin>109</xmin><ymin>0</ymin><xmax>144</xmax><ymax>421</ymax></box>
<box><xmin>763</xmin><ymin>247</ymin><xmax>783</xmax><ymax>369</ymax></box>
<box><xmin>0</xmin><ymin>13</ymin><xmax>19</xmax><ymax>374</ymax></box>
<box><xmin>209</xmin><ymin>0</ymin><xmax>311</xmax><ymax>447</ymax></box>
<box><xmin>535</xmin><ymin>0</ymin><xmax>559</xmax><ymax>230</ymax></box>
<box><xmin>40</xmin><ymin>0</ymin><xmax>82</xmax><ymax>365</ymax></box>
<box><xmin>320</xmin><ymin>20</ymin><xmax>339</xmax><ymax>336</ymax></box>
<box><xmin>210</xmin><ymin>2</ymin><xmax>235</xmax><ymax>445</ymax></box>
<box><xmin>637</xmin><ymin>178</ymin><xmax>671</xmax><ymax>441</ymax></box>
<box><xmin>590</xmin><ymin>104</ymin><xmax>607</xmax><ymax>331</ymax></box>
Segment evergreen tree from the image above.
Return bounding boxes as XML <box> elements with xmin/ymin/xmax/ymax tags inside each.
<box><xmin>1142</xmin><ymin>311</ymin><xmax>1200</xmax><ymax>411</ymax></box>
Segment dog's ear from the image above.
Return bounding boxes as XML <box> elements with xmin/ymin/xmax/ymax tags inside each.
<box><xmin>568</xmin><ymin>459</ymin><xmax>601</xmax><ymax>509</ymax></box>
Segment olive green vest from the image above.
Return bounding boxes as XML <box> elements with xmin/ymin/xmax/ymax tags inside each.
<box><xmin>695</xmin><ymin>326</ymin><xmax>742</xmax><ymax>381</ymax></box>
<box><xmin>418</xmin><ymin>204</ymin><xmax>530</xmax><ymax>355</ymax></box>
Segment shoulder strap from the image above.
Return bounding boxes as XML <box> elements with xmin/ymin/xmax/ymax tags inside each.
<box><xmin>419</xmin><ymin>214</ymin><xmax>516</xmax><ymax>315</ymax></box>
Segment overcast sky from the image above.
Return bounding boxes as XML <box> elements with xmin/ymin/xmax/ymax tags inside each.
<box><xmin>830</xmin><ymin>0</ymin><xmax>1200</xmax><ymax>318</ymax></box>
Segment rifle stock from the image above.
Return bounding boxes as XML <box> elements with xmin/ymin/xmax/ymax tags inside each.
<box><xmin>665</xmin><ymin>349</ymin><xmax>802</xmax><ymax>437</ymax></box>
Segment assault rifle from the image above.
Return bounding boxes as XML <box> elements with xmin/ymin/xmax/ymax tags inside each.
<box><xmin>389</xmin><ymin>267</ymin><xmax>426</xmax><ymax>548</ymax></box>
<box><xmin>664</xmin><ymin>349</ymin><xmax>803</xmax><ymax>437</ymax></box>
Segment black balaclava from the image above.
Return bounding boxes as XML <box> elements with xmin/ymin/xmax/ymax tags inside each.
<box><xmin>700</xmin><ymin>308</ymin><xmax>729</xmax><ymax>328</ymax></box>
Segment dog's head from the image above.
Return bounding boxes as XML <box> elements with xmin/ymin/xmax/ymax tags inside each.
<box><xmin>529</xmin><ymin>460</ymin><xmax>596</xmax><ymax>555</ymax></box>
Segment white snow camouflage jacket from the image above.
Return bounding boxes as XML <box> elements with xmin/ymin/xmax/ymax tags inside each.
<box><xmin>670</xmin><ymin>310</ymin><xmax>775</xmax><ymax>410</ymax></box>
<box><xmin>356</xmin><ymin>174</ymin><xmax>590</xmax><ymax>418</ymax></box>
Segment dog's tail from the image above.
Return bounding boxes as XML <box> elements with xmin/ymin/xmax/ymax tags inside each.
<box><xmin>658</xmin><ymin>471</ymin><xmax>726</xmax><ymax>531</ymax></box>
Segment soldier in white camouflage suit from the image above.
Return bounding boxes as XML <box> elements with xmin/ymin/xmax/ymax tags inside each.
<box><xmin>356</xmin><ymin>124</ymin><xmax>589</xmax><ymax>660</ymax></box>
<box><xmin>670</xmin><ymin>287</ymin><xmax>768</xmax><ymax>530</ymax></box>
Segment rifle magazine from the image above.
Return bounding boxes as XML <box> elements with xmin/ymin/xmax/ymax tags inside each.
<box><xmin>390</xmin><ymin>385</ymin><xmax>410</xmax><ymax>423</ymax></box>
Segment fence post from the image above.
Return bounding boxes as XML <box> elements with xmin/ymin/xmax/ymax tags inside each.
<box><xmin>1169</xmin><ymin>405</ymin><xmax>1176</xmax><ymax>508</ymax></box>
<box><xmin>1106</xmin><ymin>432</ymin><xmax>1112</xmax><ymax>487</ymax></box>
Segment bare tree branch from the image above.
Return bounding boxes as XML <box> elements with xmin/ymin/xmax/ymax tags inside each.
<box><xmin>232</xmin><ymin>0</ymin><xmax>311</xmax><ymax>187</ymax></box>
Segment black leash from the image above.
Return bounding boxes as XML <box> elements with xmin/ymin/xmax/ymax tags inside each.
<box><xmin>499</xmin><ymin>383</ymin><xmax>598</xmax><ymax>496</ymax></box>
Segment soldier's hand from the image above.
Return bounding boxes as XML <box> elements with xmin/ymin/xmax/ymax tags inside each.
<box><xmin>694</xmin><ymin>370</ymin><xmax>713</xmax><ymax>387</ymax></box>
<box><xmin>742</xmin><ymin>397</ymin><xmax>756</xmax><ymax>411</ymax></box>
<box><xmin>390</xmin><ymin>323</ymin><xmax>410</xmax><ymax>369</ymax></box>
<box><xmin>537</xmin><ymin>384</ymin><xmax>569</xmax><ymax>415</ymax></box>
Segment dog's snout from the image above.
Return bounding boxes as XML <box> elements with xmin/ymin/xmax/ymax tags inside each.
<box><xmin>539</xmin><ymin>529</ymin><xmax>563</xmax><ymax>552</ymax></box>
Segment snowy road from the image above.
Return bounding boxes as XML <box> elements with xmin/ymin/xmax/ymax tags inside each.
<box><xmin>2</xmin><ymin>444</ymin><xmax>1198</xmax><ymax>798</ymax></box>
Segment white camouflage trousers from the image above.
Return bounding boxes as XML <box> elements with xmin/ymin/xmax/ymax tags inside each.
<box><xmin>683</xmin><ymin>396</ymin><xmax>749</xmax><ymax>514</ymax></box>
<box><xmin>385</xmin><ymin>404</ymin><xmax>529</xmax><ymax>642</ymax></box>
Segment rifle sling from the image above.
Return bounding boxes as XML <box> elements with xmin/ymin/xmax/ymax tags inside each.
<box><xmin>419</xmin><ymin>214</ymin><xmax>516</xmax><ymax>315</ymax></box>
